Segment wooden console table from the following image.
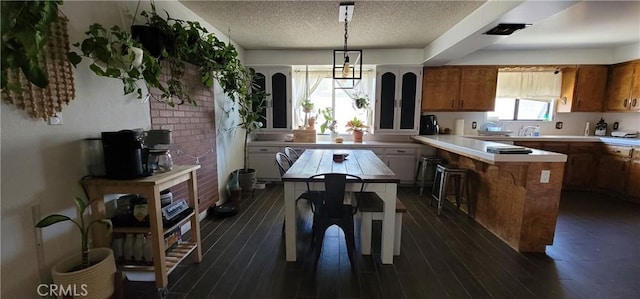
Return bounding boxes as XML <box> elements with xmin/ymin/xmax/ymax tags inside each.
<box><xmin>82</xmin><ymin>165</ymin><xmax>202</xmax><ymax>293</ymax></box>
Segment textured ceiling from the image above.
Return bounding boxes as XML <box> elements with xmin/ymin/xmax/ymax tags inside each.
<box><xmin>179</xmin><ymin>1</ymin><xmax>485</xmax><ymax>50</ymax></box>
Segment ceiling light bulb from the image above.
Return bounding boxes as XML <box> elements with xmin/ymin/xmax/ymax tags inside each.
<box><xmin>342</xmin><ymin>56</ymin><xmax>351</xmax><ymax>77</ymax></box>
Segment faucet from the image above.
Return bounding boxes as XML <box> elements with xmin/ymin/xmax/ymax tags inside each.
<box><xmin>519</xmin><ymin>126</ymin><xmax>537</xmax><ymax>136</ymax></box>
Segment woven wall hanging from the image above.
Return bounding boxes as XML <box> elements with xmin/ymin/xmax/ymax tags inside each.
<box><xmin>2</xmin><ymin>14</ymin><xmax>75</xmax><ymax>121</ymax></box>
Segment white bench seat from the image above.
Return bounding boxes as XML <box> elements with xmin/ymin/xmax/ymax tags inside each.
<box><xmin>358</xmin><ymin>194</ymin><xmax>407</xmax><ymax>256</ymax></box>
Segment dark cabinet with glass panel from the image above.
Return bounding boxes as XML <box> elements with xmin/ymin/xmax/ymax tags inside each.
<box><xmin>375</xmin><ymin>66</ymin><xmax>422</xmax><ymax>134</ymax></box>
<box><xmin>251</xmin><ymin>66</ymin><xmax>292</xmax><ymax>132</ymax></box>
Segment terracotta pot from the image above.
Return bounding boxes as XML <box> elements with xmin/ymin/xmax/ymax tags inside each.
<box><xmin>353</xmin><ymin>130</ymin><xmax>364</xmax><ymax>143</ymax></box>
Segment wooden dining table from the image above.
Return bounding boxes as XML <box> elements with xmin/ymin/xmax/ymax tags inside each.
<box><xmin>281</xmin><ymin>149</ymin><xmax>400</xmax><ymax>264</ymax></box>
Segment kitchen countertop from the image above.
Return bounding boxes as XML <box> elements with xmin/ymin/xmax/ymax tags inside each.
<box><xmin>249</xmin><ymin>140</ymin><xmax>424</xmax><ymax>148</ymax></box>
<box><xmin>466</xmin><ymin>135</ymin><xmax>640</xmax><ymax>146</ymax></box>
<box><xmin>411</xmin><ymin>135</ymin><xmax>567</xmax><ymax>164</ymax></box>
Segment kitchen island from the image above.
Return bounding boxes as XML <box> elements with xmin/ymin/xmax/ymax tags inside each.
<box><xmin>411</xmin><ymin>135</ymin><xmax>567</xmax><ymax>253</ymax></box>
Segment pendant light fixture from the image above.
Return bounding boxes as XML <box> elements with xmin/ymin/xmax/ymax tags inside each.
<box><xmin>333</xmin><ymin>2</ymin><xmax>362</xmax><ymax>84</ymax></box>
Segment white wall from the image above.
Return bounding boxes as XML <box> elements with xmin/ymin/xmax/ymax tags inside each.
<box><xmin>0</xmin><ymin>1</ymin><xmax>243</xmax><ymax>297</ymax></box>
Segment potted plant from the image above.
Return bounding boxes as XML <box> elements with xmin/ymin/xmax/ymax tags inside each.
<box><xmin>318</xmin><ymin>107</ymin><xmax>337</xmax><ymax>136</ymax></box>
<box><xmin>67</xmin><ymin>24</ymin><xmax>163</xmax><ymax>100</ymax></box>
<box><xmin>68</xmin><ymin>3</ymin><xmax>248</xmax><ymax>107</ymax></box>
<box><xmin>345</xmin><ymin>117</ymin><xmax>369</xmax><ymax>143</ymax></box>
<box><xmin>1</xmin><ymin>0</ymin><xmax>62</xmax><ymax>91</ymax></box>
<box><xmin>301</xmin><ymin>99</ymin><xmax>315</xmax><ymax>129</ymax></box>
<box><xmin>35</xmin><ymin>195</ymin><xmax>116</xmax><ymax>299</ymax></box>
<box><xmin>301</xmin><ymin>98</ymin><xmax>314</xmax><ymax>113</ymax></box>
<box><xmin>353</xmin><ymin>93</ymin><xmax>370</xmax><ymax>109</ymax></box>
<box><xmin>235</xmin><ymin>68</ymin><xmax>267</xmax><ymax>195</ymax></box>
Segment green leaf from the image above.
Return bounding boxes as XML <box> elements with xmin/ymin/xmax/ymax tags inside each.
<box><xmin>35</xmin><ymin>214</ymin><xmax>72</xmax><ymax>228</ymax></box>
<box><xmin>73</xmin><ymin>196</ymin><xmax>87</xmax><ymax>215</ymax></box>
<box><xmin>67</xmin><ymin>52</ymin><xmax>82</xmax><ymax>67</ymax></box>
<box><xmin>89</xmin><ymin>64</ymin><xmax>106</xmax><ymax>76</ymax></box>
<box><xmin>20</xmin><ymin>60</ymin><xmax>48</xmax><ymax>88</ymax></box>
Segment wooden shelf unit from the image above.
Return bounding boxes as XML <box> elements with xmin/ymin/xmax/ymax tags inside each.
<box><xmin>82</xmin><ymin>165</ymin><xmax>202</xmax><ymax>289</ymax></box>
<box><xmin>111</xmin><ymin>210</ymin><xmax>196</xmax><ymax>234</ymax></box>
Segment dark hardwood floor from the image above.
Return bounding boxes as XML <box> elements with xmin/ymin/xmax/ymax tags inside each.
<box><xmin>123</xmin><ymin>185</ymin><xmax>640</xmax><ymax>299</ymax></box>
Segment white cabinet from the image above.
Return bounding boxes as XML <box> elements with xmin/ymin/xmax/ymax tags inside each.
<box><xmin>382</xmin><ymin>148</ymin><xmax>418</xmax><ymax>183</ymax></box>
<box><xmin>248</xmin><ymin>146</ymin><xmax>282</xmax><ymax>181</ymax></box>
<box><xmin>250</xmin><ymin>66</ymin><xmax>292</xmax><ymax>132</ymax></box>
<box><xmin>374</xmin><ymin>66</ymin><xmax>422</xmax><ymax>135</ymax></box>
<box><xmin>247</xmin><ymin>143</ymin><xmax>422</xmax><ymax>183</ymax></box>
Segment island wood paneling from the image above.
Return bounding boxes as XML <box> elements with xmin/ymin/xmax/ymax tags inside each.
<box><xmin>437</xmin><ymin>149</ymin><xmax>564</xmax><ymax>252</ymax></box>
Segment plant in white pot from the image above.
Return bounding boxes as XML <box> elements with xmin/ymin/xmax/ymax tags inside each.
<box><xmin>36</xmin><ymin>195</ymin><xmax>115</xmax><ymax>299</ymax></box>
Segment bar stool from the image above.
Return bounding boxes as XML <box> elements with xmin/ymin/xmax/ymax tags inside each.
<box><xmin>431</xmin><ymin>164</ymin><xmax>470</xmax><ymax>216</ymax></box>
<box><xmin>415</xmin><ymin>156</ymin><xmax>444</xmax><ymax>196</ymax></box>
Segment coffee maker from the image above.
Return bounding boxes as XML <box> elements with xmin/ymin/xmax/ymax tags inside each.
<box><xmin>419</xmin><ymin>114</ymin><xmax>438</xmax><ymax>135</ymax></box>
<box><xmin>101</xmin><ymin>130</ymin><xmax>147</xmax><ymax>179</ymax></box>
<box><xmin>144</xmin><ymin>129</ymin><xmax>173</xmax><ymax>173</ymax></box>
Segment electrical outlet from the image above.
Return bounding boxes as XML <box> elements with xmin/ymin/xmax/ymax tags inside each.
<box><xmin>472</xmin><ymin>121</ymin><xmax>477</xmax><ymax>129</ymax></box>
<box><xmin>540</xmin><ymin>170</ymin><xmax>551</xmax><ymax>183</ymax></box>
<box><xmin>48</xmin><ymin>113</ymin><xmax>63</xmax><ymax>125</ymax></box>
<box><xmin>555</xmin><ymin>122</ymin><xmax>563</xmax><ymax>129</ymax></box>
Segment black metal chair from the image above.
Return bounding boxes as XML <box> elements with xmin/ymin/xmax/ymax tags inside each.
<box><xmin>275</xmin><ymin>152</ymin><xmax>293</xmax><ymax>176</ymax></box>
<box><xmin>307</xmin><ymin>173</ymin><xmax>365</xmax><ymax>271</ymax></box>
<box><xmin>284</xmin><ymin>147</ymin><xmax>300</xmax><ymax>163</ymax></box>
<box><xmin>276</xmin><ymin>152</ymin><xmax>321</xmax><ymax>235</ymax></box>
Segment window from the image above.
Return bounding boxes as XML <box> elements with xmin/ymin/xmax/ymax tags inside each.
<box><xmin>293</xmin><ymin>67</ymin><xmax>375</xmax><ymax>134</ymax></box>
<box><xmin>489</xmin><ymin>70</ymin><xmax>561</xmax><ymax>121</ymax></box>
<box><xmin>489</xmin><ymin>97</ymin><xmax>553</xmax><ymax>121</ymax></box>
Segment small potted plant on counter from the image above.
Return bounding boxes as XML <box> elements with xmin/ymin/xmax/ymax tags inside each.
<box><xmin>318</xmin><ymin>107</ymin><xmax>338</xmax><ymax>139</ymax></box>
<box><xmin>345</xmin><ymin>117</ymin><xmax>369</xmax><ymax>143</ymax></box>
<box><xmin>35</xmin><ymin>193</ymin><xmax>116</xmax><ymax>299</ymax></box>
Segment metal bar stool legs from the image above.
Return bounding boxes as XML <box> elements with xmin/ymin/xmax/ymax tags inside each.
<box><xmin>415</xmin><ymin>157</ymin><xmax>444</xmax><ymax>196</ymax></box>
<box><xmin>431</xmin><ymin>164</ymin><xmax>469</xmax><ymax>216</ymax></box>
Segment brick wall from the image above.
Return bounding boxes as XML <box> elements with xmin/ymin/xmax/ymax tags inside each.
<box><xmin>149</xmin><ymin>63</ymin><xmax>218</xmax><ymax>212</ymax></box>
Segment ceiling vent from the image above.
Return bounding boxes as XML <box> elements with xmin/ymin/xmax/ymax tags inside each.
<box><xmin>484</xmin><ymin>23</ymin><xmax>530</xmax><ymax>36</ymax></box>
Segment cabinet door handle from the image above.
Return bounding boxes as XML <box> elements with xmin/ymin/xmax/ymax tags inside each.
<box><xmin>460</xmin><ymin>100</ymin><xmax>464</xmax><ymax>108</ymax></box>
<box><xmin>259</xmin><ymin>148</ymin><xmax>268</xmax><ymax>152</ymax></box>
<box><xmin>633</xmin><ymin>98</ymin><xmax>637</xmax><ymax>107</ymax></box>
<box><xmin>451</xmin><ymin>100</ymin><xmax>455</xmax><ymax>108</ymax></box>
<box><xmin>624</xmin><ymin>99</ymin><xmax>628</xmax><ymax>107</ymax></box>
<box><xmin>396</xmin><ymin>150</ymin><xmax>406</xmax><ymax>153</ymax></box>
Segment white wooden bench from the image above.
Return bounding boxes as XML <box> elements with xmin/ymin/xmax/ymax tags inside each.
<box><xmin>358</xmin><ymin>195</ymin><xmax>407</xmax><ymax>256</ymax></box>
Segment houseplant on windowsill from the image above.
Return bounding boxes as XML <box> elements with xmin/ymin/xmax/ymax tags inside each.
<box><xmin>35</xmin><ymin>194</ymin><xmax>115</xmax><ymax>299</ymax></box>
<box><xmin>318</xmin><ymin>107</ymin><xmax>338</xmax><ymax>139</ymax></box>
<box><xmin>345</xmin><ymin>117</ymin><xmax>369</xmax><ymax>143</ymax></box>
<box><xmin>235</xmin><ymin>68</ymin><xmax>268</xmax><ymax>196</ymax></box>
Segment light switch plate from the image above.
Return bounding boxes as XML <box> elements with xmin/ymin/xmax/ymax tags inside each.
<box><xmin>540</xmin><ymin>170</ymin><xmax>550</xmax><ymax>183</ymax></box>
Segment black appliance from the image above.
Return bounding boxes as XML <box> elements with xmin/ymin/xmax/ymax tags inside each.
<box><xmin>101</xmin><ymin>130</ymin><xmax>148</xmax><ymax>179</ymax></box>
<box><xmin>419</xmin><ymin>114</ymin><xmax>438</xmax><ymax>135</ymax></box>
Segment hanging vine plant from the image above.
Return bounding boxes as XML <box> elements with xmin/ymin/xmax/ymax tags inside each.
<box><xmin>68</xmin><ymin>3</ymin><xmax>250</xmax><ymax>107</ymax></box>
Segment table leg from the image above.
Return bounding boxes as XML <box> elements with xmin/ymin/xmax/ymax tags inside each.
<box><xmin>380</xmin><ymin>183</ymin><xmax>397</xmax><ymax>264</ymax></box>
<box><xmin>284</xmin><ymin>181</ymin><xmax>297</xmax><ymax>261</ymax></box>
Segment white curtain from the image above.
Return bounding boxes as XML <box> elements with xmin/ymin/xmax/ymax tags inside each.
<box><xmin>292</xmin><ymin>70</ymin><xmax>326</xmax><ymax>129</ymax></box>
<box><xmin>496</xmin><ymin>71</ymin><xmax>561</xmax><ymax>100</ymax></box>
<box><xmin>336</xmin><ymin>70</ymin><xmax>376</xmax><ymax>128</ymax></box>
